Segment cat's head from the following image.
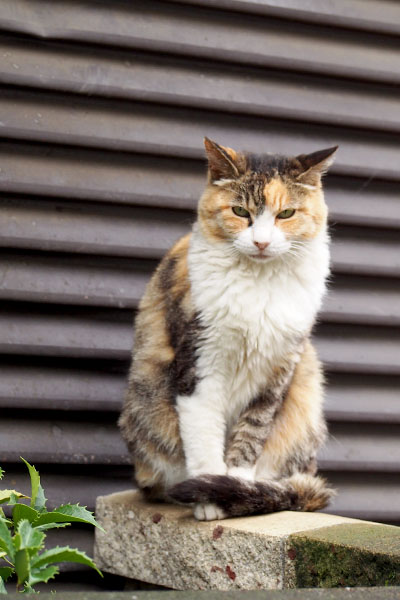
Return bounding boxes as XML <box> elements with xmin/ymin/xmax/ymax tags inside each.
<box><xmin>198</xmin><ymin>138</ymin><xmax>337</xmax><ymax>262</ymax></box>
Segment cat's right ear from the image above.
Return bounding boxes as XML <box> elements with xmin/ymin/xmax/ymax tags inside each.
<box><xmin>204</xmin><ymin>137</ymin><xmax>242</xmax><ymax>184</ymax></box>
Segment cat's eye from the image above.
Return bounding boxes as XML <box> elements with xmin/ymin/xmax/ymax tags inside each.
<box><xmin>232</xmin><ymin>206</ymin><xmax>251</xmax><ymax>218</ymax></box>
<box><xmin>276</xmin><ymin>208</ymin><xmax>296</xmax><ymax>219</ymax></box>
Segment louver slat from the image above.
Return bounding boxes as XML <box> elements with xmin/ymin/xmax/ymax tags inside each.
<box><xmin>0</xmin><ymin>365</ymin><xmax>125</xmax><ymax>411</ymax></box>
<box><xmin>1</xmin><ymin>0</ymin><xmax>400</xmax><ymax>84</ymax></box>
<box><xmin>1</xmin><ymin>54</ymin><xmax>400</xmax><ymax>134</ymax></box>
<box><xmin>175</xmin><ymin>0</ymin><xmax>400</xmax><ymax>37</ymax></box>
<box><xmin>0</xmin><ymin>418</ymin><xmax>128</xmax><ymax>465</ymax></box>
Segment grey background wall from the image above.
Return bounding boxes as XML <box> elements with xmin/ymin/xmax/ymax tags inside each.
<box><xmin>0</xmin><ymin>0</ymin><xmax>399</xmax><ymax>590</ymax></box>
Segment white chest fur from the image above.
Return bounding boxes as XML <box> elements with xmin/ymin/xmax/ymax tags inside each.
<box><xmin>188</xmin><ymin>227</ymin><xmax>329</xmax><ymax>421</ymax></box>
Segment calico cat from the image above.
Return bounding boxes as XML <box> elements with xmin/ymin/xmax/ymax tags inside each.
<box><xmin>119</xmin><ymin>138</ymin><xmax>337</xmax><ymax>521</ymax></box>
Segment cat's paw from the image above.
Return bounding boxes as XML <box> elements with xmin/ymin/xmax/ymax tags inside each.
<box><xmin>194</xmin><ymin>503</ymin><xmax>226</xmax><ymax>521</ymax></box>
<box><xmin>227</xmin><ymin>466</ymin><xmax>255</xmax><ymax>481</ymax></box>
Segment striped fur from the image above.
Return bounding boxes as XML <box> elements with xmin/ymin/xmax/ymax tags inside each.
<box><xmin>119</xmin><ymin>138</ymin><xmax>337</xmax><ymax>518</ymax></box>
<box><xmin>168</xmin><ymin>473</ymin><xmax>335</xmax><ymax>518</ymax></box>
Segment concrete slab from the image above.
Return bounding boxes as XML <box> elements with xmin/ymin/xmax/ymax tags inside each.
<box><xmin>94</xmin><ymin>490</ymin><xmax>400</xmax><ymax>590</ymax></box>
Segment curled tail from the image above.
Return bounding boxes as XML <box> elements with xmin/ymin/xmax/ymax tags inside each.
<box><xmin>168</xmin><ymin>473</ymin><xmax>335</xmax><ymax>519</ymax></box>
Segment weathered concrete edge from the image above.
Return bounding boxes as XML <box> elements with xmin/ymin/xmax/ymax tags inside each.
<box><xmin>10</xmin><ymin>589</ymin><xmax>400</xmax><ymax>599</ymax></box>
<box><xmin>287</xmin><ymin>521</ymin><xmax>400</xmax><ymax>588</ymax></box>
<box><xmin>94</xmin><ymin>492</ymin><xmax>291</xmax><ymax>590</ymax></box>
<box><xmin>94</xmin><ymin>490</ymin><xmax>400</xmax><ymax>590</ymax></box>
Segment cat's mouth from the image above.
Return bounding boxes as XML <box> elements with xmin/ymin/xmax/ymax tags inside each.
<box><xmin>249</xmin><ymin>252</ymin><xmax>274</xmax><ymax>261</ymax></box>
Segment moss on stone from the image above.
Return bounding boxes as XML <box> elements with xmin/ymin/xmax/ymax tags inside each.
<box><xmin>289</xmin><ymin>523</ymin><xmax>400</xmax><ymax>588</ymax></box>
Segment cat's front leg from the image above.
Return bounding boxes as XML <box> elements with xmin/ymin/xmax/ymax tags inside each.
<box><xmin>225</xmin><ymin>391</ymin><xmax>283</xmax><ymax>482</ymax></box>
<box><xmin>176</xmin><ymin>381</ymin><xmax>227</xmax><ymax>478</ymax></box>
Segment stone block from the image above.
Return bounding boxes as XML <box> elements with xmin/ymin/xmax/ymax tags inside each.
<box><xmin>94</xmin><ymin>490</ymin><xmax>400</xmax><ymax>590</ymax></box>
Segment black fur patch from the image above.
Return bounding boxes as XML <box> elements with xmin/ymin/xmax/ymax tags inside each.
<box><xmin>168</xmin><ymin>475</ymin><xmax>299</xmax><ymax>517</ymax></box>
<box><xmin>168</xmin><ymin>309</ymin><xmax>201</xmax><ymax>397</ymax></box>
<box><xmin>246</xmin><ymin>153</ymin><xmax>292</xmax><ymax>178</ymax></box>
<box><xmin>158</xmin><ymin>255</ymin><xmax>202</xmax><ymax>399</ymax></box>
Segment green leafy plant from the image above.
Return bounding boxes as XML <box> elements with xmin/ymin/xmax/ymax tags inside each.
<box><xmin>0</xmin><ymin>459</ymin><xmax>103</xmax><ymax>594</ymax></box>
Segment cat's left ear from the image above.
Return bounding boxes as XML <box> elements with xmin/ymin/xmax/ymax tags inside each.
<box><xmin>295</xmin><ymin>146</ymin><xmax>338</xmax><ymax>185</ymax></box>
<box><xmin>204</xmin><ymin>137</ymin><xmax>244</xmax><ymax>184</ymax></box>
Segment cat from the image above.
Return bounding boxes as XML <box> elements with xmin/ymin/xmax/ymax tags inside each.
<box><xmin>119</xmin><ymin>137</ymin><xmax>337</xmax><ymax>521</ymax></box>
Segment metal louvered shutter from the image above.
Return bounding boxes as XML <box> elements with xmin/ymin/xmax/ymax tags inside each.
<box><xmin>0</xmin><ymin>0</ymin><xmax>399</xmax><ymax>589</ymax></box>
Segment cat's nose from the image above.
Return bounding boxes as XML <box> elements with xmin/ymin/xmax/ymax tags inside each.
<box><xmin>253</xmin><ymin>241</ymin><xmax>270</xmax><ymax>251</ymax></box>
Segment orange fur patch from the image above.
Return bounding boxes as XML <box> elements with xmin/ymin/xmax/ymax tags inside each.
<box><xmin>198</xmin><ymin>186</ymin><xmax>242</xmax><ymax>242</ymax></box>
<box><xmin>263</xmin><ymin>178</ymin><xmax>290</xmax><ymax>213</ymax></box>
<box><xmin>260</xmin><ymin>340</ymin><xmax>325</xmax><ymax>474</ymax></box>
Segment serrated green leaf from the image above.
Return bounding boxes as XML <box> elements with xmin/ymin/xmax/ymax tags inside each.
<box><xmin>29</xmin><ymin>565</ymin><xmax>59</xmax><ymax>586</ymax></box>
<box><xmin>35</xmin><ymin>522</ymin><xmax>70</xmax><ymax>532</ymax></box>
<box><xmin>0</xmin><ymin>468</ymin><xmax>4</xmax><ymax>481</ymax></box>
<box><xmin>56</xmin><ymin>504</ymin><xmax>102</xmax><ymax>528</ymax></box>
<box><xmin>33</xmin><ymin>487</ymin><xmax>46</xmax><ymax>514</ymax></box>
<box><xmin>19</xmin><ymin>459</ymin><xmax>46</xmax><ymax>512</ymax></box>
<box><xmin>16</xmin><ymin>520</ymin><xmax>44</xmax><ymax>555</ymax></box>
<box><xmin>0</xmin><ymin>517</ymin><xmax>14</xmax><ymax>560</ymax></box>
<box><xmin>15</xmin><ymin>548</ymin><xmax>30</xmax><ymax>586</ymax></box>
<box><xmin>33</xmin><ymin>504</ymin><xmax>104</xmax><ymax>532</ymax></box>
<box><xmin>22</xmin><ymin>582</ymin><xmax>38</xmax><ymax>595</ymax></box>
<box><xmin>0</xmin><ymin>576</ymin><xmax>7</xmax><ymax>595</ymax></box>
<box><xmin>12</xmin><ymin>505</ymin><xmax>39</xmax><ymax>527</ymax></box>
<box><xmin>0</xmin><ymin>491</ymin><xmax>27</xmax><ymax>505</ymax></box>
<box><xmin>31</xmin><ymin>546</ymin><xmax>102</xmax><ymax>576</ymax></box>
<box><xmin>0</xmin><ymin>568</ymin><xmax>13</xmax><ymax>583</ymax></box>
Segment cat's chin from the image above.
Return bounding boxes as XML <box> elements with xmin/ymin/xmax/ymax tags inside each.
<box><xmin>246</xmin><ymin>253</ymin><xmax>278</xmax><ymax>263</ymax></box>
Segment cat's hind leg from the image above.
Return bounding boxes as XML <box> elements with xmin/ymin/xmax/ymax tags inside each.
<box><xmin>135</xmin><ymin>458</ymin><xmax>187</xmax><ymax>501</ymax></box>
<box><xmin>255</xmin><ymin>340</ymin><xmax>327</xmax><ymax>481</ymax></box>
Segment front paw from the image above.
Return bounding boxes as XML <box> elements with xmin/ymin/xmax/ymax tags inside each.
<box><xmin>194</xmin><ymin>503</ymin><xmax>226</xmax><ymax>521</ymax></box>
<box><xmin>227</xmin><ymin>465</ymin><xmax>255</xmax><ymax>481</ymax></box>
<box><xmin>189</xmin><ymin>463</ymin><xmax>227</xmax><ymax>478</ymax></box>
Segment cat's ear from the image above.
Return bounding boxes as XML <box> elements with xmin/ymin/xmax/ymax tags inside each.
<box><xmin>295</xmin><ymin>146</ymin><xmax>338</xmax><ymax>186</ymax></box>
<box><xmin>204</xmin><ymin>137</ymin><xmax>243</xmax><ymax>184</ymax></box>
